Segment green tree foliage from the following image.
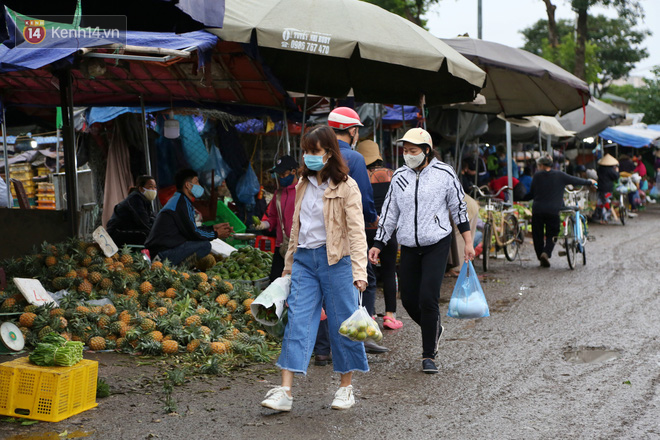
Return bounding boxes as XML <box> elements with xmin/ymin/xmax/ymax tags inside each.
<box><xmin>541</xmin><ymin>34</ymin><xmax>601</xmax><ymax>85</ymax></box>
<box><xmin>607</xmin><ymin>84</ymin><xmax>636</xmax><ymax>101</ymax></box>
<box><xmin>521</xmin><ymin>19</ymin><xmax>574</xmax><ymax>57</ymax></box>
<box><xmin>361</xmin><ymin>0</ymin><xmax>441</xmax><ymax>28</ymax></box>
<box><xmin>629</xmin><ymin>68</ymin><xmax>660</xmax><ymax>125</ymax></box>
<box><xmin>570</xmin><ymin>0</ymin><xmax>644</xmax><ymax>80</ymax></box>
<box><xmin>520</xmin><ymin>13</ymin><xmax>649</xmax><ymax>95</ymax></box>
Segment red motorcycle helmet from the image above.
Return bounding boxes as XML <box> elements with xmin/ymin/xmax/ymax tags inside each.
<box><xmin>328</xmin><ymin>107</ymin><xmax>363</xmax><ymax>130</ymax></box>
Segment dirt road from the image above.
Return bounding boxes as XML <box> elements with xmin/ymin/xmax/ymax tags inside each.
<box><xmin>3</xmin><ymin>206</ymin><xmax>660</xmax><ymax>440</ymax></box>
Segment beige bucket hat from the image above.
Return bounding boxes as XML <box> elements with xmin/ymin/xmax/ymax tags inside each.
<box><xmin>598</xmin><ymin>153</ymin><xmax>619</xmax><ymax>166</ymax></box>
<box><xmin>356</xmin><ymin>140</ymin><xmax>382</xmax><ymax>166</ymax></box>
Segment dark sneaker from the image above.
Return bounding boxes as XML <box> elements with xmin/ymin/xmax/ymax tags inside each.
<box><xmin>539</xmin><ymin>252</ymin><xmax>551</xmax><ymax>268</ymax></box>
<box><xmin>422</xmin><ymin>359</ymin><xmax>438</xmax><ymax>374</ymax></box>
<box><xmin>314</xmin><ymin>354</ymin><xmax>331</xmax><ymax>366</ymax></box>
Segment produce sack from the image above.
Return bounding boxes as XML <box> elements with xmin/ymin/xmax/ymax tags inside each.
<box><xmin>251</xmin><ymin>276</ymin><xmax>291</xmax><ymax>327</ymax></box>
<box><xmin>447</xmin><ymin>261</ymin><xmax>490</xmax><ymax>319</ymax></box>
<box><xmin>338</xmin><ymin>293</ymin><xmax>383</xmax><ymax>343</ymax></box>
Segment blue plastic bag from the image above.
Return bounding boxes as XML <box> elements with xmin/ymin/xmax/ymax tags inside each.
<box><xmin>236</xmin><ymin>164</ymin><xmax>260</xmax><ymax>208</ymax></box>
<box><xmin>447</xmin><ymin>261</ymin><xmax>490</xmax><ymax>319</ymax></box>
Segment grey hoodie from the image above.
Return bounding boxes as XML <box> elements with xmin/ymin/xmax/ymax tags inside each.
<box><xmin>374</xmin><ymin>158</ymin><xmax>470</xmax><ymax>249</ymax></box>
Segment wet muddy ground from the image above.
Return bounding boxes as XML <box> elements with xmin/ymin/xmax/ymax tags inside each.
<box><xmin>2</xmin><ymin>205</ymin><xmax>660</xmax><ymax>440</ymax></box>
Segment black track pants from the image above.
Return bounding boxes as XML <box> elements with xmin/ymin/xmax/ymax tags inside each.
<box><xmin>398</xmin><ymin>234</ymin><xmax>452</xmax><ymax>359</ymax></box>
<box><xmin>531</xmin><ymin>212</ymin><xmax>560</xmax><ymax>259</ymax></box>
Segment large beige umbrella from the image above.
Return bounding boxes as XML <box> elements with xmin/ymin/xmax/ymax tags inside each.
<box><xmin>210</xmin><ymin>0</ymin><xmax>486</xmax><ymax>105</ymax></box>
<box><xmin>441</xmin><ymin>37</ymin><xmax>589</xmax><ymax>117</ymax></box>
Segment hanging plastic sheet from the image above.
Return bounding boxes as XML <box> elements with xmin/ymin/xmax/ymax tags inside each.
<box><xmin>176</xmin><ymin>115</ymin><xmax>208</xmax><ymax>171</ymax></box>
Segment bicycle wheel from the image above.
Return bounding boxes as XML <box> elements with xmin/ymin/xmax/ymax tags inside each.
<box><xmin>565</xmin><ymin>216</ymin><xmax>576</xmax><ymax>270</ymax></box>
<box><xmin>619</xmin><ymin>204</ymin><xmax>626</xmax><ymax>226</ymax></box>
<box><xmin>503</xmin><ymin>215</ymin><xmax>520</xmax><ymax>261</ymax></box>
<box><xmin>482</xmin><ymin>222</ymin><xmax>492</xmax><ymax>272</ymax></box>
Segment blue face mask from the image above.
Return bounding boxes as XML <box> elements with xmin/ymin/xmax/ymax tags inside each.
<box><xmin>304</xmin><ymin>153</ymin><xmax>327</xmax><ymax>171</ymax></box>
<box><xmin>278</xmin><ymin>174</ymin><xmax>295</xmax><ymax>187</ymax></box>
<box><xmin>191</xmin><ymin>183</ymin><xmax>204</xmax><ymax>198</ymax></box>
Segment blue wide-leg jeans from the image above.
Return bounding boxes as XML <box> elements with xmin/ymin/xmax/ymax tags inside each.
<box><xmin>276</xmin><ymin>246</ymin><xmax>369</xmax><ymax>375</ymax></box>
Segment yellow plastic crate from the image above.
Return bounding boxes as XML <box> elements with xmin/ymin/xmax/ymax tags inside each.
<box><xmin>0</xmin><ymin>357</ymin><xmax>98</xmax><ymax>422</ymax></box>
<box><xmin>9</xmin><ymin>163</ymin><xmax>31</xmax><ymax>172</ymax></box>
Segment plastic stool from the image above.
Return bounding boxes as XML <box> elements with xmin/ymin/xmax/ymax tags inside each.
<box><xmin>255</xmin><ymin>235</ymin><xmax>276</xmax><ymax>253</ymax></box>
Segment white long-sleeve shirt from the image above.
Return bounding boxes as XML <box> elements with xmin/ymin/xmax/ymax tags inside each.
<box><xmin>297</xmin><ymin>176</ymin><xmax>328</xmax><ymax>249</ymax></box>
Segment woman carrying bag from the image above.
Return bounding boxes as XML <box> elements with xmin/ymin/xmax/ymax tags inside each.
<box><xmin>368</xmin><ymin>128</ymin><xmax>475</xmax><ymax>374</ymax></box>
<box><xmin>260</xmin><ymin>126</ymin><xmax>369</xmax><ymax>412</ymax></box>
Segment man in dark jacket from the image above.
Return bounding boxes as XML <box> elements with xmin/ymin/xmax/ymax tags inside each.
<box><xmin>524</xmin><ymin>155</ymin><xmax>596</xmax><ymax>268</ymax></box>
<box><xmin>146</xmin><ymin>169</ymin><xmax>232</xmax><ymax>266</ymax></box>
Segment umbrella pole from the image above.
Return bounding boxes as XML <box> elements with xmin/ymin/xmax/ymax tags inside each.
<box><xmin>58</xmin><ymin>70</ymin><xmax>79</xmax><ymax>238</ymax></box>
<box><xmin>301</xmin><ymin>56</ymin><xmax>311</xmax><ymax>136</ymax></box>
<box><xmin>538</xmin><ymin>127</ymin><xmax>542</xmax><ymax>158</ymax></box>
<box><xmin>2</xmin><ymin>102</ymin><xmax>11</xmax><ymax>208</ymax></box>
<box><xmin>379</xmin><ymin>105</ymin><xmax>384</xmax><ymax>157</ymax></box>
<box><xmin>283</xmin><ymin>109</ymin><xmax>291</xmax><ymax>155</ymax></box>
<box><xmin>421</xmin><ymin>95</ymin><xmax>427</xmax><ymax>131</ymax></box>
<box><xmin>56</xmin><ymin>127</ymin><xmax>61</xmax><ymax>174</ymax></box>
<box><xmin>140</xmin><ymin>95</ymin><xmax>152</xmax><ymax>175</ymax></box>
<box><xmin>373</xmin><ymin>103</ymin><xmax>377</xmax><ymax>142</ymax></box>
<box><xmin>547</xmin><ymin>134</ymin><xmax>552</xmax><ymax>155</ymax></box>
<box><xmin>455</xmin><ymin>110</ymin><xmax>460</xmax><ymax>169</ymax></box>
<box><xmin>506</xmin><ymin>121</ymin><xmax>513</xmax><ymax>203</ymax></box>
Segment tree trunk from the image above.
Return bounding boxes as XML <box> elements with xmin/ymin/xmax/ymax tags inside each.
<box><xmin>574</xmin><ymin>7</ymin><xmax>588</xmax><ymax>80</ymax></box>
<box><xmin>542</xmin><ymin>0</ymin><xmax>559</xmax><ymax>48</ymax></box>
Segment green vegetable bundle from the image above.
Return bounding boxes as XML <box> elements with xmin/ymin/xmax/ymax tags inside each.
<box><xmin>29</xmin><ymin>332</ymin><xmax>84</xmax><ymax>366</ymax></box>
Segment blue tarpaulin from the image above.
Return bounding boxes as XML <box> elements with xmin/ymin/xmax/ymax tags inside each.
<box><xmin>382</xmin><ymin>105</ymin><xmax>419</xmax><ymax>125</ymax></box>
<box><xmin>86</xmin><ymin>107</ymin><xmax>167</xmax><ymax>125</ymax></box>
<box><xmin>0</xmin><ymin>29</ymin><xmax>218</xmax><ymax>73</ymax></box>
<box><xmin>600</xmin><ymin>125</ymin><xmax>660</xmax><ymax>148</ymax></box>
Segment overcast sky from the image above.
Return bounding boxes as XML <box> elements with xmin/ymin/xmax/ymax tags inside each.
<box><xmin>425</xmin><ymin>0</ymin><xmax>659</xmax><ymax>79</ymax></box>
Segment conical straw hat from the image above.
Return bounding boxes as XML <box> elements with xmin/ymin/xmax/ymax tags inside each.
<box><xmin>598</xmin><ymin>153</ymin><xmax>618</xmax><ymax>166</ymax></box>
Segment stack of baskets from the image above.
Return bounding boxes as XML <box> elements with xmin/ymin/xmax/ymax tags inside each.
<box><xmin>36</xmin><ymin>182</ymin><xmax>56</xmax><ymax>210</ymax></box>
<box><xmin>8</xmin><ymin>163</ymin><xmax>35</xmax><ymax>206</ymax></box>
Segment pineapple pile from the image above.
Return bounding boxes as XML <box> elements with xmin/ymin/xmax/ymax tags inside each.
<box><xmin>0</xmin><ymin>239</ymin><xmax>273</xmax><ymax>362</ymax></box>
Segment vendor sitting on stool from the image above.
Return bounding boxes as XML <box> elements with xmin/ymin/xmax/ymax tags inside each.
<box><xmin>145</xmin><ymin>169</ymin><xmax>233</xmax><ymax>268</ymax></box>
<box><xmin>106</xmin><ymin>175</ymin><xmax>157</xmax><ymax>247</ymax></box>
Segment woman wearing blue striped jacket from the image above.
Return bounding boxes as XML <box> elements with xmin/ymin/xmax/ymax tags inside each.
<box><xmin>368</xmin><ymin>128</ymin><xmax>475</xmax><ymax>374</ymax></box>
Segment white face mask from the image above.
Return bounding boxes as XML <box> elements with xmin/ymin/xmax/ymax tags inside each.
<box><xmin>404</xmin><ymin>152</ymin><xmax>426</xmax><ymax>169</ymax></box>
<box><xmin>142</xmin><ymin>189</ymin><xmax>157</xmax><ymax>201</ymax></box>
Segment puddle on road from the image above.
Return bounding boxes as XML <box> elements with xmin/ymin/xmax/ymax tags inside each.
<box><xmin>5</xmin><ymin>430</ymin><xmax>94</xmax><ymax>440</ymax></box>
<box><xmin>563</xmin><ymin>347</ymin><xmax>621</xmax><ymax>364</ymax></box>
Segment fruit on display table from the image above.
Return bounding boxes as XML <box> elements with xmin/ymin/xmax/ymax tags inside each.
<box><xmin>0</xmin><ymin>239</ymin><xmax>274</xmax><ymax>362</ymax></box>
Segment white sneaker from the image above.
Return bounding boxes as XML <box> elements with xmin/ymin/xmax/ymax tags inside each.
<box><xmin>331</xmin><ymin>385</ymin><xmax>355</xmax><ymax>410</ymax></box>
<box><xmin>261</xmin><ymin>386</ymin><xmax>292</xmax><ymax>411</ymax></box>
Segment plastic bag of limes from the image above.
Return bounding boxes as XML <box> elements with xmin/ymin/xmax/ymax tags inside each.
<box><xmin>338</xmin><ymin>305</ymin><xmax>383</xmax><ymax>343</ymax></box>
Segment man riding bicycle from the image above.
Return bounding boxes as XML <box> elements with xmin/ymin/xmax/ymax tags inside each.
<box><xmin>523</xmin><ymin>155</ymin><xmax>596</xmax><ymax>268</ymax></box>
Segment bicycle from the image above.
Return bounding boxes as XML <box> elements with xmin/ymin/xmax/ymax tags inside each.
<box><xmin>612</xmin><ymin>176</ymin><xmax>632</xmax><ymax>225</ymax></box>
<box><xmin>558</xmin><ymin>187</ymin><xmax>592</xmax><ymax>269</ymax></box>
<box><xmin>472</xmin><ymin>186</ymin><xmax>522</xmax><ymax>272</ymax></box>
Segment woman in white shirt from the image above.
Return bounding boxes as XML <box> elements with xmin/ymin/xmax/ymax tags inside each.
<box><xmin>260</xmin><ymin>125</ymin><xmax>369</xmax><ymax>412</ymax></box>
